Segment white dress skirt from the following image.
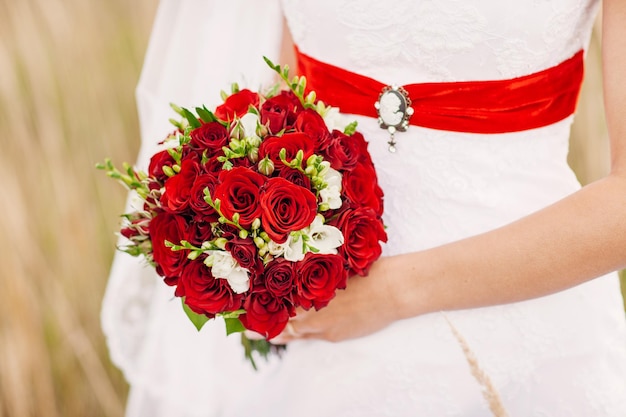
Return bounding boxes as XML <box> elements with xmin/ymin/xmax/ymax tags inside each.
<box><xmin>102</xmin><ymin>0</ymin><xmax>626</xmax><ymax>416</ymax></box>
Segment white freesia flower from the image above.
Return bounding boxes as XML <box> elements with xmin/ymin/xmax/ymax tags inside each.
<box><xmin>307</xmin><ymin>215</ymin><xmax>344</xmax><ymax>254</ymax></box>
<box><xmin>206</xmin><ymin>250</ymin><xmax>250</xmax><ymax>294</ymax></box>
<box><xmin>322</xmin><ymin>107</ymin><xmax>345</xmax><ymax>131</ymax></box>
<box><xmin>320</xmin><ymin>167</ymin><xmax>342</xmax><ymax>210</ymax></box>
<box><xmin>283</xmin><ymin>234</ymin><xmax>306</xmax><ymax>262</ymax></box>
<box><xmin>267</xmin><ymin>240</ymin><xmax>286</xmax><ymax>257</ymax></box>
<box><xmin>239</xmin><ymin>112</ymin><xmax>261</xmax><ymax>139</ymax></box>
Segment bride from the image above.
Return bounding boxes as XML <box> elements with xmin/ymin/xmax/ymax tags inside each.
<box><xmin>102</xmin><ymin>0</ymin><xmax>626</xmax><ymax>416</ymax></box>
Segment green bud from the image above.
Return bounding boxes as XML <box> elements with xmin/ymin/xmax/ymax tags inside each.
<box><xmin>318</xmin><ymin>161</ymin><xmax>330</xmax><ymax>177</ymax></box>
<box><xmin>319</xmin><ymin>202</ymin><xmax>330</xmax><ymax>212</ymax></box>
<box><xmin>214</xmin><ymin>238</ymin><xmax>228</xmax><ymax>249</ymax></box>
<box><xmin>248</xmin><ymin>147</ymin><xmax>259</xmax><ymax>163</ymax></box>
<box><xmin>162</xmin><ymin>165</ymin><xmax>176</xmax><ymax>177</ymax></box>
<box><xmin>278</xmin><ymin>148</ymin><xmax>287</xmax><ymax>163</ymax></box>
<box><xmin>305</xmin><ymin>90</ymin><xmax>316</xmax><ymax>104</ymax></box>
<box><xmin>258</xmin><ymin>156</ymin><xmax>275</xmax><ymax>176</ymax></box>
<box><xmin>251</xmin><ymin>218</ymin><xmax>261</xmax><ymax>230</ymax></box>
<box><xmin>258</xmin><ymin>124</ymin><xmax>269</xmax><ymax>137</ymax></box>
<box><xmin>172</xmin><ymin>164</ymin><xmax>181</xmax><ymax>173</ymax></box>
<box><xmin>239</xmin><ymin>229</ymin><xmax>249</xmax><ymax>239</ymax></box>
<box><xmin>260</xmin><ymin>232</ymin><xmax>270</xmax><ymax>242</ymax></box>
<box><xmin>232</xmin><ymin>212</ymin><xmax>240</xmax><ymax>224</ymax></box>
<box><xmin>305</xmin><ymin>165</ymin><xmax>316</xmax><ymax>176</ymax></box>
<box><xmin>253</xmin><ymin>236</ymin><xmax>265</xmax><ymax>248</ymax></box>
<box><xmin>259</xmin><ymin>247</ymin><xmax>268</xmax><ymax>257</ymax></box>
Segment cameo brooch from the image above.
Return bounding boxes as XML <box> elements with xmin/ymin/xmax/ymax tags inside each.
<box><xmin>374</xmin><ymin>85</ymin><xmax>414</xmax><ymax>152</ymax></box>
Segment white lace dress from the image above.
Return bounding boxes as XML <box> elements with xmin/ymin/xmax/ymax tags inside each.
<box><xmin>102</xmin><ymin>1</ymin><xmax>626</xmax><ymax>416</ymax></box>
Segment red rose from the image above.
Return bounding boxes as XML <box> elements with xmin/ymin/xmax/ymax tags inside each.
<box><xmin>202</xmin><ymin>155</ymin><xmax>224</xmax><ymax>174</ymax></box>
<box><xmin>177</xmin><ymin>259</ymin><xmax>244</xmax><ymax>317</ymax></box>
<box><xmin>185</xmin><ymin>220</ymin><xmax>214</xmax><ymax>247</ymax></box>
<box><xmin>323</xmin><ymin>130</ymin><xmax>361</xmax><ymax>171</ymax></box>
<box><xmin>294</xmin><ymin>108</ymin><xmax>332</xmax><ymax>149</ymax></box>
<box><xmin>214</xmin><ymin>89</ymin><xmax>260</xmax><ymax>121</ymax></box>
<box><xmin>262</xmin><ymin>258</ymin><xmax>297</xmax><ymax>299</ymax></box>
<box><xmin>350</xmin><ymin>131</ymin><xmax>374</xmax><ymax>164</ymax></box>
<box><xmin>278</xmin><ymin>167</ymin><xmax>312</xmax><ymax>189</ymax></box>
<box><xmin>161</xmin><ymin>157</ymin><xmax>200</xmax><ymax>213</ymax></box>
<box><xmin>189</xmin><ymin>121</ymin><xmax>229</xmax><ymax>156</ymax></box>
<box><xmin>259</xmin><ymin>177</ymin><xmax>317</xmax><ymax>243</ymax></box>
<box><xmin>226</xmin><ymin>236</ymin><xmax>263</xmax><ymax>276</ymax></box>
<box><xmin>150</xmin><ymin>212</ymin><xmax>189</xmax><ymax>281</ymax></box>
<box><xmin>189</xmin><ymin>173</ymin><xmax>219</xmax><ymax>221</ymax></box>
<box><xmin>330</xmin><ymin>207</ymin><xmax>387</xmax><ymax>276</ymax></box>
<box><xmin>258</xmin><ymin>132</ymin><xmax>316</xmax><ymax>169</ymax></box>
<box><xmin>260</xmin><ymin>90</ymin><xmax>303</xmax><ymax>134</ymax></box>
<box><xmin>240</xmin><ymin>289</ymin><xmax>294</xmax><ymax>339</ymax></box>
<box><xmin>342</xmin><ymin>159</ymin><xmax>385</xmax><ymax>216</ymax></box>
<box><xmin>213</xmin><ymin>167</ymin><xmax>264</xmax><ymax>229</ymax></box>
<box><xmin>148</xmin><ymin>149</ymin><xmax>176</xmax><ymax>183</ymax></box>
<box><xmin>294</xmin><ymin>253</ymin><xmax>348</xmax><ymax>310</ymax></box>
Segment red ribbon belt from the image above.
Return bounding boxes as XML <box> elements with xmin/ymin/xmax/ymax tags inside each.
<box><xmin>296</xmin><ymin>47</ymin><xmax>584</xmax><ymax>134</ymax></box>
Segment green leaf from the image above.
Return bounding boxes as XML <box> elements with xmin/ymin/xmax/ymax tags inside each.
<box><xmin>196</xmin><ymin>106</ymin><xmax>216</xmax><ymax>123</ymax></box>
<box><xmin>182</xmin><ymin>298</ymin><xmax>210</xmax><ymax>331</ymax></box>
<box><xmin>224</xmin><ymin>317</ymin><xmax>246</xmax><ymax>335</ymax></box>
<box><xmin>181</xmin><ymin>107</ymin><xmax>202</xmax><ymax>129</ymax></box>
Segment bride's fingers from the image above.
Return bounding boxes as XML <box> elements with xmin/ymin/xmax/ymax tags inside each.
<box><xmin>269</xmin><ymin>320</ymin><xmax>310</xmax><ymax>344</ymax></box>
<box><xmin>244</xmin><ymin>330</ymin><xmax>266</xmax><ymax>340</ymax></box>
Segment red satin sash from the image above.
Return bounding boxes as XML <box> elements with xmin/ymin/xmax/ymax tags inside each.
<box><xmin>295</xmin><ymin>48</ymin><xmax>585</xmax><ymax>134</ymax></box>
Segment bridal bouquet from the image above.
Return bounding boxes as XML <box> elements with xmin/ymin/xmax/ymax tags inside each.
<box><xmin>99</xmin><ymin>59</ymin><xmax>387</xmax><ymax>366</ymax></box>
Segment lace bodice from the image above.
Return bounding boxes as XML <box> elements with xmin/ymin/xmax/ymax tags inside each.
<box><xmin>282</xmin><ymin>0</ymin><xmax>598</xmax><ymax>82</ymax></box>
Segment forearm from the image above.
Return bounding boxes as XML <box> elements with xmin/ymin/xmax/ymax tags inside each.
<box><xmin>388</xmin><ymin>173</ymin><xmax>626</xmax><ymax>318</ymax></box>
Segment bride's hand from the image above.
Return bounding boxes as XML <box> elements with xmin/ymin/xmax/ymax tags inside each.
<box><xmin>271</xmin><ymin>257</ymin><xmax>400</xmax><ymax>344</ymax></box>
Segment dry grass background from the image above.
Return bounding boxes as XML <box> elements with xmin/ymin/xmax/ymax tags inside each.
<box><xmin>0</xmin><ymin>2</ymin><xmax>623</xmax><ymax>417</ymax></box>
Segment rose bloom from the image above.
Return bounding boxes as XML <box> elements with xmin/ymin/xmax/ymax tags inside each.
<box><xmin>294</xmin><ymin>253</ymin><xmax>348</xmax><ymax>310</ymax></box>
<box><xmin>188</xmin><ymin>173</ymin><xmax>220</xmax><ymax>221</ymax></box>
<box><xmin>189</xmin><ymin>121</ymin><xmax>229</xmax><ymax>156</ymax></box>
<box><xmin>258</xmin><ymin>132</ymin><xmax>317</xmax><ymax>169</ymax></box>
<box><xmin>323</xmin><ymin>129</ymin><xmax>361</xmax><ymax>171</ymax></box>
<box><xmin>293</xmin><ymin>108</ymin><xmax>332</xmax><ymax>149</ymax></box>
<box><xmin>262</xmin><ymin>257</ymin><xmax>297</xmax><ymax>299</ymax></box>
<box><xmin>213</xmin><ymin>167</ymin><xmax>264</xmax><ymax>229</ymax></box>
<box><xmin>161</xmin><ymin>157</ymin><xmax>201</xmax><ymax>214</ymax></box>
<box><xmin>177</xmin><ymin>259</ymin><xmax>244</xmax><ymax>318</ymax></box>
<box><xmin>260</xmin><ymin>90</ymin><xmax>303</xmax><ymax>134</ymax></box>
<box><xmin>330</xmin><ymin>207</ymin><xmax>387</xmax><ymax>276</ymax></box>
<box><xmin>278</xmin><ymin>167</ymin><xmax>312</xmax><ymax>189</ymax></box>
<box><xmin>150</xmin><ymin>212</ymin><xmax>190</xmax><ymax>283</ymax></box>
<box><xmin>148</xmin><ymin>148</ymin><xmax>176</xmax><ymax>183</ymax></box>
<box><xmin>226</xmin><ymin>236</ymin><xmax>263</xmax><ymax>276</ymax></box>
<box><xmin>240</xmin><ymin>289</ymin><xmax>294</xmax><ymax>339</ymax></box>
<box><xmin>259</xmin><ymin>177</ymin><xmax>317</xmax><ymax>244</ymax></box>
<box><xmin>214</xmin><ymin>89</ymin><xmax>260</xmax><ymax>121</ymax></box>
<box><xmin>185</xmin><ymin>220</ymin><xmax>214</xmax><ymax>247</ymax></box>
<box><xmin>342</xmin><ymin>159</ymin><xmax>385</xmax><ymax>217</ymax></box>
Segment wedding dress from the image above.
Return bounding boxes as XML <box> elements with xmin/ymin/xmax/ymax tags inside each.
<box><xmin>102</xmin><ymin>0</ymin><xmax>626</xmax><ymax>416</ymax></box>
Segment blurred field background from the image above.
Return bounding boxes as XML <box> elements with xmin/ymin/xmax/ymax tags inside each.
<box><xmin>0</xmin><ymin>1</ymin><xmax>623</xmax><ymax>417</ymax></box>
